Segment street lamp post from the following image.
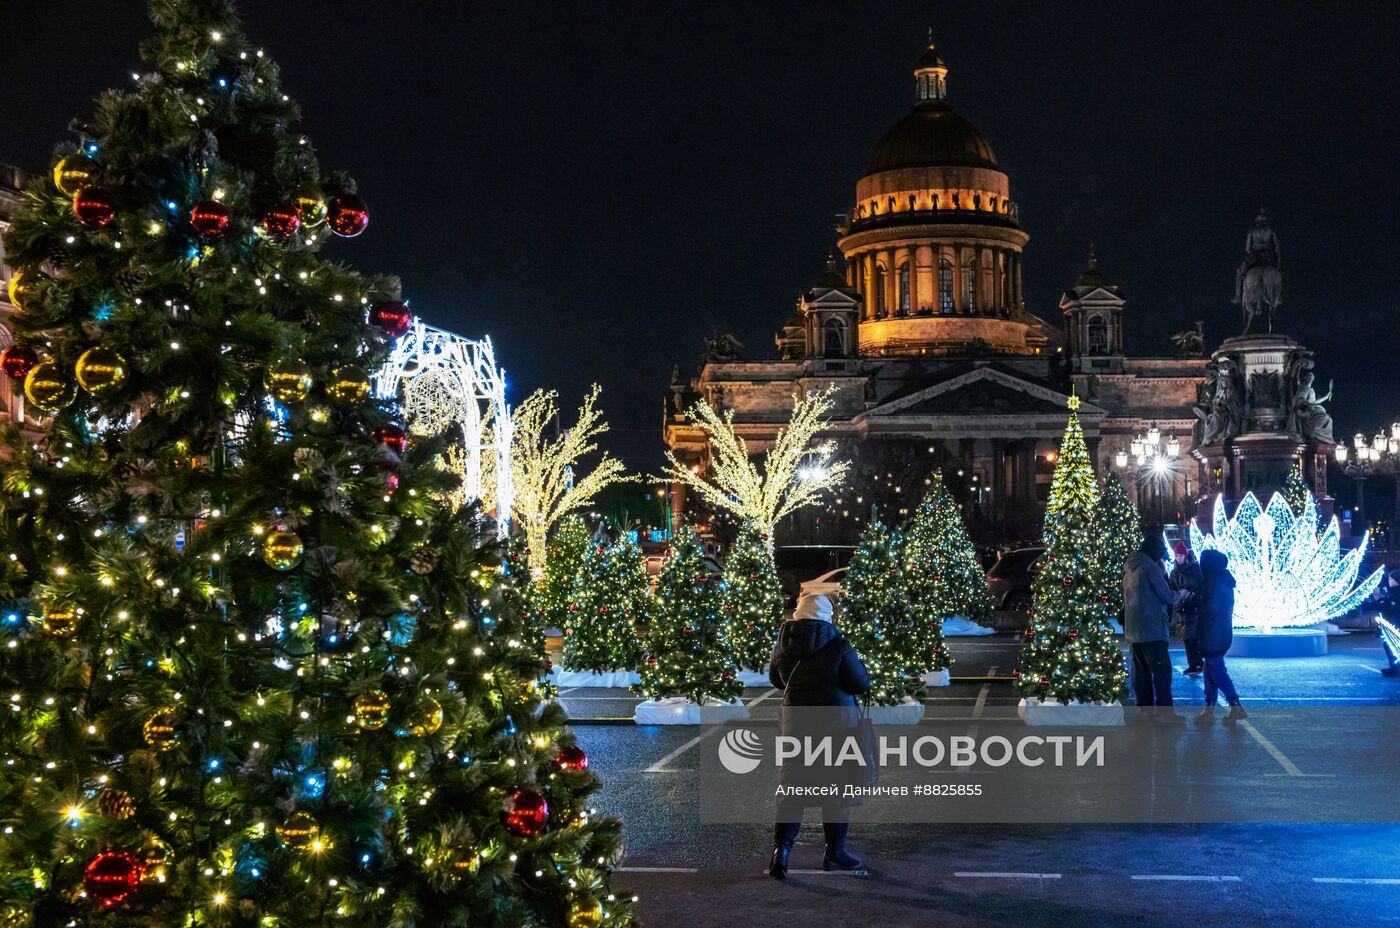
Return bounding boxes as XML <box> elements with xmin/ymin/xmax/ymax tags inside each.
<box><xmin>1114</xmin><ymin>422</ymin><xmax>1182</xmax><ymax>523</ymax></box>
<box><xmin>1335</xmin><ymin>432</ymin><xmax>1383</xmax><ymax>536</ymax></box>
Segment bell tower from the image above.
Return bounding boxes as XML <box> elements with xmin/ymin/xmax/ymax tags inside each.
<box><xmin>1060</xmin><ymin>247</ymin><xmax>1126</xmax><ymax>373</ymax></box>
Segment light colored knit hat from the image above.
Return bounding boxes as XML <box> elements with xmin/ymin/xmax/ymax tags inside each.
<box><xmin>792</xmin><ymin>593</ymin><xmax>834</xmax><ymax>623</ymax></box>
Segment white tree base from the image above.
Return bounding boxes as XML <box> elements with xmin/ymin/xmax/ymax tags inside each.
<box><xmin>1018</xmin><ymin>697</ymin><xmax>1125</xmax><ymax>727</ymax></box>
<box><xmin>551</xmin><ymin>669</ymin><xmax>640</xmax><ymax>688</ymax></box>
<box><xmin>735</xmin><ymin>669</ymin><xmax>772</xmax><ymax>687</ymax></box>
<box><xmin>942</xmin><ymin>617</ymin><xmax>996</xmax><ymax>637</ymax></box>
<box><xmin>633</xmin><ymin>697</ymin><xmax>751</xmax><ymax>726</ymax></box>
<box><xmin>922</xmin><ymin>668</ymin><xmax>951</xmax><ymax>687</ymax></box>
<box><xmin>865</xmin><ymin>698</ymin><xmax>925</xmax><ymax>725</ymax></box>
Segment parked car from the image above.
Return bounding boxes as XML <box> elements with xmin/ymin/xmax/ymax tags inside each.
<box><xmin>986</xmin><ymin>546</ymin><xmax>1045</xmax><ymax>613</ymax></box>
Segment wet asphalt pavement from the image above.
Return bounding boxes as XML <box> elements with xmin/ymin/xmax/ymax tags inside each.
<box><xmin>558</xmin><ymin>630</ymin><xmax>1400</xmax><ymax>928</ymax></box>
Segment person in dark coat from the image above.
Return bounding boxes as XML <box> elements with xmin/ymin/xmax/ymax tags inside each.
<box><xmin>767</xmin><ymin>593</ymin><xmax>870</xmax><ymax>879</ymax></box>
<box><xmin>1123</xmin><ymin>535</ymin><xmax>1186</xmax><ymax>715</ymax></box>
<box><xmin>1169</xmin><ymin>542</ymin><xmax>1204</xmax><ymax>675</ymax></box>
<box><xmin>1194</xmin><ymin>549</ymin><xmax>1246</xmax><ymax>723</ymax></box>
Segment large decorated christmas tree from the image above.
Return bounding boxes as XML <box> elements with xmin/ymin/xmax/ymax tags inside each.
<box><xmin>1091</xmin><ymin>472</ymin><xmax>1141</xmax><ymax>623</ymax></box>
<box><xmin>1017</xmin><ymin>397</ymin><xmax>1128</xmax><ymax>704</ymax></box>
<box><xmin>634</xmin><ymin>529</ymin><xmax>741</xmax><ymax>706</ymax></box>
<box><xmin>841</xmin><ymin>515</ymin><xmax>925</xmax><ymax>706</ymax></box>
<box><xmin>0</xmin><ymin>3</ymin><xmax>631</xmax><ymax>925</ymax></box>
<box><xmin>721</xmin><ymin>521</ymin><xmax>784</xmax><ymax>673</ymax></box>
<box><xmin>562</xmin><ymin>534</ymin><xmax>648</xmax><ymax>674</ymax></box>
<box><xmin>903</xmin><ymin>471</ymin><xmax>993</xmax><ymax>666</ymax></box>
<box><xmin>531</xmin><ymin>514</ymin><xmax>591</xmax><ymax>631</ymax></box>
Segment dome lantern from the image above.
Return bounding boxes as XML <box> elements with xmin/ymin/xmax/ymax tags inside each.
<box><xmin>915</xmin><ymin>28</ymin><xmax>948</xmax><ymax>104</ymax></box>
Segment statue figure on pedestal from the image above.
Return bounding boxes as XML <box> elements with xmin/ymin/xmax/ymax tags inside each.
<box><xmin>1203</xmin><ymin>357</ymin><xmax>1244</xmax><ymax>444</ymax></box>
<box><xmin>1234</xmin><ymin>209</ymin><xmax>1282</xmax><ymax>334</ymax></box>
<box><xmin>1284</xmin><ymin>354</ymin><xmax>1335</xmax><ymax>443</ymax></box>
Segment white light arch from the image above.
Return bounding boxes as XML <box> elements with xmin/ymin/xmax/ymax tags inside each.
<box><xmin>374</xmin><ymin>319</ymin><xmax>513</xmax><ymax>524</ymax></box>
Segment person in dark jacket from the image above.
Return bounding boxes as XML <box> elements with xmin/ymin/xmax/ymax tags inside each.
<box><xmin>767</xmin><ymin>593</ymin><xmax>870</xmax><ymax>879</ymax></box>
<box><xmin>1122</xmin><ymin>535</ymin><xmax>1186</xmax><ymax>714</ymax></box>
<box><xmin>1194</xmin><ymin>549</ymin><xmax>1247</xmax><ymax>723</ymax></box>
<box><xmin>1169</xmin><ymin>542</ymin><xmax>1204</xmax><ymax>675</ymax></box>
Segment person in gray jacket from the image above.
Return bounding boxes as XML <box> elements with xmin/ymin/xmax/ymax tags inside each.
<box><xmin>1122</xmin><ymin>535</ymin><xmax>1186</xmax><ymax>713</ymax></box>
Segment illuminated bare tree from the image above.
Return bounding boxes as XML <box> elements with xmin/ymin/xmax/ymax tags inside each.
<box><xmin>665</xmin><ymin>390</ymin><xmax>849</xmax><ymax>543</ymax></box>
<box><xmin>510</xmin><ymin>384</ymin><xmax>629</xmax><ymax>570</ymax></box>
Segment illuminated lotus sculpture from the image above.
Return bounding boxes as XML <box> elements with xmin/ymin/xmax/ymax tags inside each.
<box><xmin>1187</xmin><ymin>492</ymin><xmax>1383</xmax><ymax>631</ymax></box>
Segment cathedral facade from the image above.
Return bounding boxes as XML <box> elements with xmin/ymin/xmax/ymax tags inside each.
<box><xmin>663</xmin><ymin>39</ymin><xmax>1207</xmax><ymax>544</ymax></box>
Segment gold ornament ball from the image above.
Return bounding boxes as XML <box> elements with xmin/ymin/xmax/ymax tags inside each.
<box><xmin>410</xmin><ymin>697</ymin><xmax>443</xmax><ymax>737</ymax></box>
<box><xmin>142</xmin><ymin>710</ymin><xmax>181</xmax><ymax>751</ymax></box>
<box><xmin>294</xmin><ymin>185</ymin><xmax>327</xmax><ymax>228</ymax></box>
<box><xmin>326</xmin><ymin>366</ymin><xmax>371</xmax><ymax>405</ymax></box>
<box><xmin>261</xmin><ymin>529</ymin><xmax>304</xmax><ymax>571</ymax></box>
<box><xmin>40</xmin><ymin>606</ymin><xmax>79</xmax><ymax>637</ymax></box>
<box><xmin>450</xmin><ymin>845</ymin><xmax>481</xmax><ymax>874</ymax></box>
<box><xmin>23</xmin><ymin>360</ymin><xmax>75</xmax><ymax>412</ymax></box>
<box><xmin>52</xmin><ymin>154</ymin><xmax>98</xmax><ymax>196</ymax></box>
<box><xmin>264</xmin><ymin>358</ymin><xmax>313</xmax><ymax>404</ymax></box>
<box><xmin>7</xmin><ymin>268</ymin><xmax>41</xmax><ymax>312</ymax></box>
<box><xmin>351</xmin><ymin>689</ymin><xmax>392</xmax><ymax>731</ymax></box>
<box><xmin>276</xmin><ymin>811</ymin><xmax>322</xmax><ymax>850</ymax></box>
<box><xmin>137</xmin><ymin>836</ymin><xmax>174</xmax><ymax>883</ymax></box>
<box><xmin>98</xmin><ymin>787</ymin><xmax>136</xmax><ymax>820</ymax></box>
<box><xmin>569</xmin><ymin>898</ymin><xmax>605</xmax><ymax>928</ymax></box>
<box><xmin>75</xmin><ymin>346</ymin><xmax>128</xmax><ymax>395</ymax></box>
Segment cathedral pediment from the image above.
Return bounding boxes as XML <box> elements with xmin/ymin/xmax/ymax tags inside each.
<box><xmin>858</xmin><ymin>366</ymin><xmax>1106</xmax><ymax>419</ymax></box>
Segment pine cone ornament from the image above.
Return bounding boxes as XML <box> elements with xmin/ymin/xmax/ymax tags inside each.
<box><xmin>43</xmin><ymin>242</ymin><xmax>77</xmax><ymax>273</ymax></box>
<box><xmin>409</xmin><ymin>545</ymin><xmax>440</xmax><ymax>575</ymax></box>
<box><xmin>113</xmin><ymin>260</ymin><xmax>149</xmax><ymax>297</ymax></box>
<box><xmin>327</xmin><ymin>598</ymin><xmax>357</xmax><ymax>623</ymax></box>
<box><xmin>293</xmin><ymin>447</ymin><xmax>324</xmax><ymax>471</ymax></box>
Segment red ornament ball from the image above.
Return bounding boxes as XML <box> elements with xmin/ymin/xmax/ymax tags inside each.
<box><xmin>681</xmin><ymin>626</ymin><xmax>694</xmax><ymax>635</ymax></box>
<box><xmin>385</xmin><ymin>472</ymin><xmax>400</xmax><ymax>493</ymax></box>
<box><xmin>1013</xmin><ymin>668</ymin><xmax>1023</xmax><ymax>678</ymax></box>
<box><xmin>1038</xmin><ymin>677</ymin><xmax>1050</xmax><ymax>686</ymax></box>
<box><xmin>1067</xmin><ymin>630</ymin><xmax>1080</xmax><ymax>640</ymax></box>
<box><xmin>73</xmin><ymin>187</ymin><xmax>115</xmax><ymax>227</ymax></box>
<box><xmin>260</xmin><ymin>201</ymin><xmax>301</xmax><ymax>239</ymax></box>
<box><xmin>645</xmin><ymin>655</ymin><xmax>657</xmax><ymax>665</ymax></box>
<box><xmin>327</xmin><ymin>193</ymin><xmax>369</xmax><ymax>237</ymax></box>
<box><xmin>372</xmin><ymin>422</ymin><xmax>407</xmax><ymax>454</ymax></box>
<box><xmin>501</xmin><ymin>788</ymin><xmax>548</xmax><ymax>837</ymax></box>
<box><xmin>368</xmin><ymin>300</ymin><xmax>412</xmax><ymax>338</ymax></box>
<box><xmin>84</xmin><ymin>850</ymin><xmax>144</xmax><ymax>908</ymax></box>
<box><xmin>0</xmin><ymin>345</ymin><xmax>39</xmax><ymax>380</ymax></box>
<box><xmin>569</xmin><ymin>602</ymin><xmax>580</xmax><ymax>613</ymax></box>
<box><xmin>190</xmin><ymin>200</ymin><xmax>231</xmax><ymax>238</ymax></box>
<box><xmin>1062</xmin><ymin>576</ymin><xmax>1072</xmax><ymax>586</ymax></box>
<box><xmin>554</xmin><ymin>745</ymin><xmax>588</xmax><ymax>771</ymax></box>
<box><xmin>1024</xmin><ymin>628</ymin><xmax>1035</xmax><ymax>638</ymax></box>
<box><xmin>722</xmin><ymin>671</ymin><xmax>733</xmax><ymax>682</ymax></box>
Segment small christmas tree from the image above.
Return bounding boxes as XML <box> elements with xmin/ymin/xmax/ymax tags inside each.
<box><xmin>722</xmin><ymin>521</ymin><xmax>785</xmax><ymax>672</ymax></box>
<box><xmin>1091</xmin><ymin>472</ymin><xmax>1141</xmax><ymax>622</ymax></box>
<box><xmin>562</xmin><ymin>534</ymin><xmax>648</xmax><ymax>673</ymax></box>
<box><xmin>634</xmin><ymin>529</ymin><xmax>742</xmax><ymax>705</ymax></box>
<box><xmin>1017</xmin><ymin>397</ymin><xmax>1128</xmax><ymax>703</ymax></box>
<box><xmin>903</xmin><ymin>471</ymin><xmax>993</xmax><ymax>668</ymax></box>
<box><xmin>1283</xmin><ymin>460</ymin><xmax>1313</xmax><ymax>519</ymax></box>
<box><xmin>841</xmin><ymin>515</ymin><xmax>925</xmax><ymax>705</ymax></box>
<box><xmin>531</xmin><ymin>514</ymin><xmax>591</xmax><ymax>630</ymax></box>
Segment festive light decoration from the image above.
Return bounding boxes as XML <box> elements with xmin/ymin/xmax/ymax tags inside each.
<box><xmin>1188</xmin><ymin>491</ymin><xmax>1384</xmax><ymax>630</ymax></box>
<box><xmin>6</xmin><ymin>269</ymin><xmax>38</xmax><ymax>311</ymax></box>
<box><xmin>554</xmin><ymin>745</ymin><xmax>589</xmax><ymax>771</ymax></box>
<box><xmin>1091</xmin><ymin>472</ymin><xmax>1140</xmax><ymax>621</ymax></box>
<box><xmin>276</xmin><ymin>811</ymin><xmax>323</xmax><ymax>849</ymax></box>
<box><xmin>327</xmin><ymin>365</ymin><xmax>372</xmax><ymax>404</ymax></box>
<box><xmin>558</xmin><ymin>524</ymin><xmax>648</xmax><ymax>674</ymax></box>
<box><xmin>903</xmin><ymin>471</ymin><xmax>991</xmax><ymax>666</ymax></box>
<box><xmin>75</xmin><ymin>346</ymin><xmax>129</xmax><ymax>395</ymax></box>
<box><xmin>408</xmin><ymin>697</ymin><xmax>443</xmax><ymax>736</ymax></box>
<box><xmin>142</xmin><ymin>710</ymin><xmax>180</xmax><ymax>751</ymax></box>
<box><xmin>259</xmin><ymin>201</ymin><xmax>301</xmax><ymax>239</ymax></box>
<box><xmin>374</xmin><ymin>319</ymin><xmax>513</xmax><ymax>521</ymax></box>
<box><xmin>501</xmin><ymin>788</ymin><xmax>549</xmax><ymax>837</ymax></box>
<box><xmin>23</xmin><ymin>359</ymin><xmax>75</xmax><ymax>412</ymax></box>
<box><xmin>368</xmin><ymin>300</ymin><xmax>412</xmax><ymax>338</ymax></box>
<box><xmin>41</xmin><ymin>606</ymin><xmax>80</xmax><ymax>637</ymax></box>
<box><xmin>136</xmin><ymin>836</ymin><xmax>173</xmax><ymax>882</ymax></box>
<box><xmin>293</xmin><ymin>184</ymin><xmax>327</xmax><ymax>227</ymax></box>
<box><xmin>1379</xmin><ymin>615</ymin><xmax>1400</xmax><ymax>672</ymax></box>
<box><xmin>83</xmin><ymin>850</ymin><xmax>144</xmax><ymax>908</ymax></box>
<box><xmin>1017</xmin><ymin>397</ymin><xmax>1127</xmax><ymax>703</ymax></box>
<box><xmin>842</xmin><ymin>514</ymin><xmax>926</xmax><ymax>705</ymax></box>
<box><xmin>510</xmin><ymin>386</ymin><xmax>627</xmax><ymax>570</ymax></box>
<box><xmin>722</xmin><ymin>520</ymin><xmax>784</xmax><ymax>673</ymax></box>
<box><xmin>52</xmin><ymin>153</ymin><xmax>98</xmax><ymax>196</ymax></box>
<box><xmin>351</xmin><ymin>689</ymin><xmax>393</xmax><ymax>730</ymax></box>
<box><xmin>633</xmin><ymin>529</ymin><xmax>743</xmax><ymax>705</ymax></box>
<box><xmin>326</xmin><ymin>192</ymin><xmax>369</xmax><ymax>237</ymax></box>
<box><xmin>72</xmin><ymin>187</ymin><xmax>115</xmax><ymax>227</ymax></box>
<box><xmin>372</xmin><ymin>422</ymin><xmax>408</xmax><ymax>454</ymax></box>
<box><xmin>569</xmin><ymin>898</ymin><xmax>605</xmax><ymax>928</ymax></box>
<box><xmin>190</xmin><ymin>200</ymin><xmax>231</xmax><ymax>238</ymax></box>
<box><xmin>1282</xmin><ymin>460</ymin><xmax>1313</xmax><ymax>520</ymax></box>
<box><xmin>264</xmin><ymin>357</ymin><xmax>314</xmax><ymax>403</ymax></box>
<box><xmin>664</xmin><ymin>389</ymin><xmax>849</xmax><ymax>543</ymax></box>
<box><xmin>261</xmin><ymin>529</ymin><xmax>304</xmax><ymax>570</ymax></box>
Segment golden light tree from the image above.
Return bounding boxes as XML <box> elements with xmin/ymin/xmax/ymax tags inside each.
<box><xmin>510</xmin><ymin>384</ymin><xmax>629</xmax><ymax>570</ymax></box>
<box><xmin>665</xmin><ymin>389</ymin><xmax>849</xmax><ymax>542</ymax></box>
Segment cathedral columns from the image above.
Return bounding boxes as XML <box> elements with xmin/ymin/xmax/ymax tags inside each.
<box><xmin>992</xmin><ymin>248</ymin><xmax>1004</xmax><ymax>315</ymax></box>
<box><xmin>862</xmin><ymin>254</ymin><xmax>875</xmax><ymax>320</ymax></box>
<box><xmin>916</xmin><ymin>244</ymin><xmax>935</xmax><ymax>313</ymax></box>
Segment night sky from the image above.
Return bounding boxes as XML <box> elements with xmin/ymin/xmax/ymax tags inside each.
<box><xmin>7</xmin><ymin>1</ymin><xmax>1400</xmax><ymax>473</ymax></box>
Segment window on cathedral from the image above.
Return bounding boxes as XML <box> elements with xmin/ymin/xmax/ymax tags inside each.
<box><xmin>962</xmin><ymin>263</ymin><xmax>976</xmax><ymax>312</ymax></box>
<box><xmin>897</xmin><ymin>264</ymin><xmax>910</xmax><ymax>314</ymax></box>
<box><xmin>1087</xmin><ymin>315</ymin><xmax>1109</xmax><ymax>355</ymax></box>
<box><xmin>823</xmin><ymin>318</ymin><xmax>845</xmax><ymax>357</ymax></box>
<box><xmin>938</xmin><ymin>258</ymin><xmax>953</xmax><ymax>313</ymax></box>
<box><xmin>873</xmin><ymin>265</ymin><xmax>886</xmax><ymax>317</ymax></box>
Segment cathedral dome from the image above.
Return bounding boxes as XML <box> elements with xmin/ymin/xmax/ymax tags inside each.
<box><xmin>865</xmin><ymin>103</ymin><xmax>999</xmax><ymax>174</ymax></box>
